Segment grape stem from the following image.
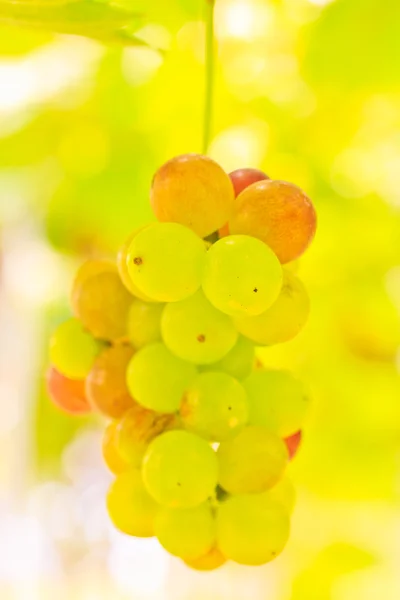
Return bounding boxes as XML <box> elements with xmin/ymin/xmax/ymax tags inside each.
<box><xmin>202</xmin><ymin>0</ymin><xmax>215</xmax><ymax>155</ymax></box>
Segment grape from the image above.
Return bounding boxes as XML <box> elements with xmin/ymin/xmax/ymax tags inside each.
<box><xmin>126</xmin><ymin>222</ymin><xmax>206</xmax><ymax>302</ymax></box>
<box><xmin>150</xmin><ymin>154</ymin><xmax>235</xmax><ymax>238</ymax></box>
<box><xmin>106</xmin><ymin>470</ymin><xmax>159</xmax><ymax>537</ymax></box>
<box><xmin>155</xmin><ymin>503</ymin><xmax>216</xmax><ymax>559</ymax></box>
<box><xmin>49</xmin><ymin>318</ymin><xmax>101</xmax><ymax>379</ymax></box>
<box><xmin>142</xmin><ymin>430</ymin><xmax>218</xmax><ymax>508</ymax></box>
<box><xmin>216</xmin><ymin>493</ymin><xmax>290</xmax><ymax>565</ymax></box>
<box><xmin>46</xmin><ymin>367</ymin><xmax>91</xmax><ymax>415</ymax></box>
<box><xmin>234</xmin><ymin>270</ymin><xmax>310</xmax><ymax>346</ymax></box>
<box><xmin>184</xmin><ymin>547</ymin><xmax>226</xmax><ymax>571</ymax></box>
<box><xmin>86</xmin><ymin>344</ymin><xmax>137</xmax><ymax>419</ymax></box>
<box><xmin>284</xmin><ymin>430</ymin><xmax>302</xmax><ymax>460</ymax></box>
<box><xmin>71</xmin><ymin>260</ymin><xmax>133</xmax><ymax>341</ymax></box>
<box><xmin>201</xmin><ymin>335</ymin><xmax>255</xmax><ymax>380</ymax></box>
<box><xmin>229</xmin><ymin>168</ymin><xmax>269</xmax><ymax>197</ymax></box>
<box><xmin>102</xmin><ymin>421</ymin><xmax>130</xmax><ymax>475</ymax></box>
<box><xmin>126</xmin><ymin>343</ymin><xmax>197</xmax><ymax>413</ymax></box>
<box><xmin>202</xmin><ymin>235</ymin><xmax>282</xmax><ymax>317</ymax></box>
<box><xmin>181</xmin><ymin>372</ymin><xmax>248</xmax><ymax>441</ymax></box>
<box><xmin>127</xmin><ymin>299</ymin><xmax>164</xmax><ymax>349</ymax></box>
<box><xmin>117</xmin><ymin>405</ymin><xmax>180</xmax><ymax>467</ymax></box>
<box><xmin>244</xmin><ymin>370</ymin><xmax>309</xmax><ymax>437</ymax></box>
<box><xmin>229</xmin><ymin>180</ymin><xmax>317</xmax><ymax>264</ymax></box>
<box><xmin>161</xmin><ymin>290</ymin><xmax>237</xmax><ymax>365</ymax></box>
<box><xmin>117</xmin><ymin>228</ymin><xmax>155</xmax><ymax>302</ymax></box>
<box><xmin>217</xmin><ymin>425</ymin><xmax>288</xmax><ymax>494</ymax></box>
<box><xmin>264</xmin><ymin>475</ymin><xmax>296</xmax><ymax>514</ymax></box>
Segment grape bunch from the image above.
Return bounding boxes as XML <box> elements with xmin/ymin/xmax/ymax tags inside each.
<box><xmin>47</xmin><ymin>154</ymin><xmax>316</xmax><ymax>570</ymax></box>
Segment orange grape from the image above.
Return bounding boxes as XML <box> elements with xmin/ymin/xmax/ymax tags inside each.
<box><xmin>86</xmin><ymin>344</ymin><xmax>137</xmax><ymax>419</ymax></box>
<box><xmin>284</xmin><ymin>430</ymin><xmax>302</xmax><ymax>460</ymax></box>
<box><xmin>229</xmin><ymin>180</ymin><xmax>316</xmax><ymax>263</ymax></box>
<box><xmin>102</xmin><ymin>421</ymin><xmax>130</xmax><ymax>475</ymax></box>
<box><xmin>71</xmin><ymin>260</ymin><xmax>132</xmax><ymax>341</ymax></box>
<box><xmin>46</xmin><ymin>367</ymin><xmax>91</xmax><ymax>415</ymax></box>
<box><xmin>117</xmin><ymin>405</ymin><xmax>180</xmax><ymax>467</ymax></box>
<box><xmin>150</xmin><ymin>154</ymin><xmax>235</xmax><ymax>238</ymax></box>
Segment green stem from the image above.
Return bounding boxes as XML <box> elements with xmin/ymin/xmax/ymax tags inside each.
<box><xmin>202</xmin><ymin>0</ymin><xmax>215</xmax><ymax>155</ymax></box>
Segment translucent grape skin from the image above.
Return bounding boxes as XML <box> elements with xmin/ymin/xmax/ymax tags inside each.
<box><xmin>117</xmin><ymin>228</ymin><xmax>156</xmax><ymax>302</ymax></box>
<box><xmin>161</xmin><ymin>290</ymin><xmax>238</xmax><ymax>365</ymax></box>
<box><xmin>284</xmin><ymin>430</ymin><xmax>302</xmax><ymax>460</ymax></box>
<box><xmin>202</xmin><ymin>235</ymin><xmax>283</xmax><ymax>317</ymax></box>
<box><xmin>217</xmin><ymin>425</ymin><xmax>289</xmax><ymax>494</ymax></box>
<box><xmin>150</xmin><ymin>154</ymin><xmax>235</xmax><ymax>238</ymax></box>
<box><xmin>102</xmin><ymin>421</ymin><xmax>130</xmax><ymax>475</ymax></box>
<box><xmin>244</xmin><ymin>370</ymin><xmax>309</xmax><ymax>438</ymax></box>
<box><xmin>142</xmin><ymin>430</ymin><xmax>218</xmax><ymax>508</ymax></box>
<box><xmin>184</xmin><ymin>547</ymin><xmax>226</xmax><ymax>571</ymax></box>
<box><xmin>181</xmin><ymin>371</ymin><xmax>248</xmax><ymax>442</ymax></box>
<box><xmin>126</xmin><ymin>222</ymin><xmax>206</xmax><ymax>302</ymax></box>
<box><xmin>49</xmin><ymin>318</ymin><xmax>101</xmax><ymax>379</ymax></box>
<box><xmin>155</xmin><ymin>503</ymin><xmax>216</xmax><ymax>560</ymax></box>
<box><xmin>126</xmin><ymin>343</ymin><xmax>197</xmax><ymax>413</ymax></box>
<box><xmin>234</xmin><ymin>270</ymin><xmax>310</xmax><ymax>346</ymax></box>
<box><xmin>200</xmin><ymin>335</ymin><xmax>255</xmax><ymax>380</ymax></box>
<box><xmin>216</xmin><ymin>493</ymin><xmax>290</xmax><ymax>566</ymax></box>
<box><xmin>229</xmin><ymin>179</ymin><xmax>317</xmax><ymax>264</ymax></box>
<box><xmin>127</xmin><ymin>299</ymin><xmax>164</xmax><ymax>349</ymax></box>
<box><xmin>263</xmin><ymin>475</ymin><xmax>296</xmax><ymax>514</ymax></box>
<box><xmin>107</xmin><ymin>470</ymin><xmax>159</xmax><ymax>537</ymax></box>
<box><xmin>117</xmin><ymin>405</ymin><xmax>180</xmax><ymax>467</ymax></box>
<box><xmin>46</xmin><ymin>367</ymin><xmax>91</xmax><ymax>415</ymax></box>
<box><xmin>86</xmin><ymin>344</ymin><xmax>137</xmax><ymax>419</ymax></box>
<box><xmin>71</xmin><ymin>260</ymin><xmax>132</xmax><ymax>341</ymax></box>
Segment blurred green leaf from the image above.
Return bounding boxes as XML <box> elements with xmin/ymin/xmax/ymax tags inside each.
<box><xmin>0</xmin><ymin>0</ymin><xmax>147</xmax><ymax>45</ymax></box>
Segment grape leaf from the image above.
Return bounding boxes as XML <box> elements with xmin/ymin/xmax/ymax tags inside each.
<box><xmin>0</xmin><ymin>0</ymin><xmax>147</xmax><ymax>45</ymax></box>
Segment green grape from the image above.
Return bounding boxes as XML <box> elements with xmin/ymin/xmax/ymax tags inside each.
<box><xmin>217</xmin><ymin>425</ymin><xmax>288</xmax><ymax>494</ymax></box>
<box><xmin>263</xmin><ymin>475</ymin><xmax>296</xmax><ymax>514</ymax></box>
<box><xmin>71</xmin><ymin>260</ymin><xmax>133</xmax><ymax>341</ymax></box>
<box><xmin>202</xmin><ymin>235</ymin><xmax>282</xmax><ymax>317</ymax></box>
<box><xmin>216</xmin><ymin>493</ymin><xmax>290</xmax><ymax>565</ymax></box>
<box><xmin>117</xmin><ymin>228</ymin><xmax>156</xmax><ymax>302</ymax></box>
<box><xmin>127</xmin><ymin>299</ymin><xmax>164</xmax><ymax>349</ymax></box>
<box><xmin>49</xmin><ymin>318</ymin><xmax>101</xmax><ymax>379</ymax></box>
<box><xmin>86</xmin><ymin>344</ymin><xmax>137</xmax><ymax>419</ymax></box>
<box><xmin>106</xmin><ymin>470</ymin><xmax>159</xmax><ymax>537</ymax></box>
<box><xmin>126</xmin><ymin>343</ymin><xmax>197</xmax><ymax>413</ymax></box>
<box><xmin>161</xmin><ymin>290</ymin><xmax>237</xmax><ymax>365</ymax></box>
<box><xmin>150</xmin><ymin>153</ymin><xmax>235</xmax><ymax>238</ymax></box>
<box><xmin>126</xmin><ymin>222</ymin><xmax>206</xmax><ymax>302</ymax></box>
<box><xmin>234</xmin><ymin>271</ymin><xmax>310</xmax><ymax>345</ymax></box>
<box><xmin>244</xmin><ymin>369</ymin><xmax>309</xmax><ymax>437</ymax></box>
<box><xmin>142</xmin><ymin>430</ymin><xmax>218</xmax><ymax>508</ymax></box>
<box><xmin>181</xmin><ymin>372</ymin><xmax>248</xmax><ymax>441</ymax></box>
<box><xmin>184</xmin><ymin>547</ymin><xmax>226</xmax><ymax>571</ymax></box>
<box><xmin>201</xmin><ymin>335</ymin><xmax>254</xmax><ymax>380</ymax></box>
<box><xmin>155</xmin><ymin>503</ymin><xmax>216</xmax><ymax>560</ymax></box>
<box><xmin>102</xmin><ymin>421</ymin><xmax>130</xmax><ymax>475</ymax></box>
<box><xmin>117</xmin><ymin>405</ymin><xmax>180</xmax><ymax>467</ymax></box>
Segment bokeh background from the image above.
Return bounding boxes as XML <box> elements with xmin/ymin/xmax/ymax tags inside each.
<box><xmin>1</xmin><ymin>0</ymin><xmax>400</xmax><ymax>598</ymax></box>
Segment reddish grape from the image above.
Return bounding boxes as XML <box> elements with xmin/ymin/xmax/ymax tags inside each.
<box><xmin>86</xmin><ymin>344</ymin><xmax>137</xmax><ymax>419</ymax></box>
<box><xmin>284</xmin><ymin>430</ymin><xmax>302</xmax><ymax>460</ymax></box>
<box><xmin>229</xmin><ymin>168</ymin><xmax>269</xmax><ymax>197</ymax></box>
<box><xmin>150</xmin><ymin>154</ymin><xmax>235</xmax><ymax>238</ymax></box>
<box><xmin>229</xmin><ymin>180</ymin><xmax>317</xmax><ymax>263</ymax></box>
<box><xmin>46</xmin><ymin>367</ymin><xmax>91</xmax><ymax>415</ymax></box>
